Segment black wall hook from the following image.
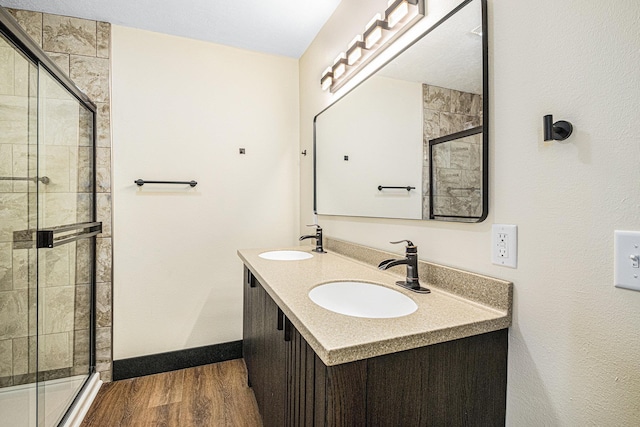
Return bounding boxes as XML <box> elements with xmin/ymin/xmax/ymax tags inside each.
<box><xmin>543</xmin><ymin>114</ymin><xmax>573</xmax><ymax>141</ymax></box>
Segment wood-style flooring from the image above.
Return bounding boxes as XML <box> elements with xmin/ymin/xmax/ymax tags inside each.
<box><xmin>81</xmin><ymin>359</ymin><xmax>263</xmax><ymax>427</ymax></box>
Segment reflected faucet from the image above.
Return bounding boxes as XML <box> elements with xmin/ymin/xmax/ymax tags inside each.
<box><xmin>378</xmin><ymin>240</ymin><xmax>430</xmax><ymax>294</ymax></box>
<box><xmin>299</xmin><ymin>224</ymin><xmax>326</xmax><ymax>253</ymax></box>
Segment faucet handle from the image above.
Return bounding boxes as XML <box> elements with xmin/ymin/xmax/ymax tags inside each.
<box><xmin>390</xmin><ymin>239</ymin><xmax>414</xmax><ymax>246</ymax></box>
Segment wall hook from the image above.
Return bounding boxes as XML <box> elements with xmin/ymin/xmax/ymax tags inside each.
<box><xmin>543</xmin><ymin>114</ymin><xmax>573</xmax><ymax>141</ymax></box>
<box><xmin>301</xmin><ymin>150</ymin><xmax>307</xmax><ymax>156</ymax></box>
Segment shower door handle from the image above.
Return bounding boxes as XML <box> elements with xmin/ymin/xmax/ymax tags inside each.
<box><xmin>37</xmin><ymin>221</ymin><xmax>102</xmax><ymax>248</ymax></box>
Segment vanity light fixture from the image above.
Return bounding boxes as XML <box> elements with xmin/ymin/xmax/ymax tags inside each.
<box><xmin>346</xmin><ymin>35</ymin><xmax>365</xmax><ymax>65</ymax></box>
<box><xmin>321</xmin><ymin>0</ymin><xmax>425</xmax><ymax>93</ymax></box>
<box><xmin>320</xmin><ymin>67</ymin><xmax>333</xmax><ymax>91</ymax></box>
<box><xmin>364</xmin><ymin>13</ymin><xmax>387</xmax><ymax>49</ymax></box>
<box><xmin>332</xmin><ymin>53</ymin><xmax>348</xmax><ymax>79</ymax></box>
<box><xmin>387</xmin><ymin>0</ymin><xmax>411</xmax><ymax>28</ymax></box>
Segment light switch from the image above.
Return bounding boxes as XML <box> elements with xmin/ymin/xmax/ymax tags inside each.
<box><xmin>614</xmin><ymin>230</ymin><xmax>640</xmax><ymax>292</ymax></box>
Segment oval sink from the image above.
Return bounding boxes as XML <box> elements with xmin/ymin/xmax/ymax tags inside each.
<box><xmin>259</xmin><ymin>250</ymin><xmax>313</xmax><ymax>261</ymax></box>
<box><xmin>309</xmin><ymin>281</ymin><xmax>417</xmax><ymax>319</ymax></box>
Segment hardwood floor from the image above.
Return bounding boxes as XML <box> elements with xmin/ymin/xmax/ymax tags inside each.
<box><xmin>81</xmin><ymin>359</ymin><xmax>263</xmax><ymax>427</ymax></box>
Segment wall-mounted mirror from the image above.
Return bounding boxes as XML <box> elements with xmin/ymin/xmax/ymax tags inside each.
<box><xmin>314</xmin><ymin>0</ymin><xmax>487</xmax><ymax>222</ymax></box>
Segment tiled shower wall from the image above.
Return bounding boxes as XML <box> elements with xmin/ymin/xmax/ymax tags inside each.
<box><xmin>5</xmin><ymin>9</ymin><xmax>113</xmax><ymax>382</ymax></box>
<box><xmin>422</xmin><ymin>84</ymin><xmax>483</xmax><ymax>219</ymax></box>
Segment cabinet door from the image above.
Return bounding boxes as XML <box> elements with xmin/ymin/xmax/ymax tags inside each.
<box><xmin>243</xmin><ymin>267</ymin><xmax>287</xmax><ymax>427</ymax></box>
<box><xmin>262</xmin><ymin>291</ymin><xmax>287</xmax><ymax>427</ymax></box>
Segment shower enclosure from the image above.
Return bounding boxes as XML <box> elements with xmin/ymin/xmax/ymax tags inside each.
<box><xmin>0</xmin><ymin>8</ymin><xmax>100</xmax><ymax>427</ymax></box>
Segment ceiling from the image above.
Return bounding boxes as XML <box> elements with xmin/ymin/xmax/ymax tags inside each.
<box><xmin>0</xmin><ymin>0</ymin><xmax>342</xmax><ymax>58</ymax></box>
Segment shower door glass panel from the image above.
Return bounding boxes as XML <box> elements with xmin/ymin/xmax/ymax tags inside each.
<box><xmin>36</xmin><ymin>67</ymin><xmax>94</xmax><ymax>427</ymax></box>
<box><xmin>0</xmin><ymin>31</ymin><xmax>38</xmax><ymax>427</ymax></box>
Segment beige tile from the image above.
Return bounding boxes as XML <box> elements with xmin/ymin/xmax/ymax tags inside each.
<box><xmin>13</xmin><ymin>52</ymin><xmax>36</xmax><ymax>98</ymax></box>
<box><xmin>439</xmin><ymin>112</ymin><xmax>465</xmax><ymax>135</ymax></box>
<box><xmin>0</xmin><ymin>95</ymin><xmax>30</xmax><ymax>145</ymax></box>
<box><xmin>0</xmin><ymin>289</ymin><xmax>29</xmax><ymax>340</ymax></box>
<box><xmin>423</xmin><ymin>108</ymin><xmax>440</xmax><ymax>141</ymax></box>
<box><xmin>96</xmin><ymin>282</ymin><xmax>112</xmax><ymax>328</ymax></box>
<box><xmin>70</xmin><ymin>56</ymin><xmax>109</xmax><ymax>103</ymax></box>
<box><xmin>450</xmin><ymin>89</ymin><xmax>474</xmax><ymax>115</ymax></box>
<box><xmin>12</xmin><ymin>336</ymin><xmax>34</xmax><ymax>376</ymax></box>
<box><xmin>449</xmin><ymin>141</ymin><xmax>472</xmax><ymax>170</ymax></box>
<box><xmin>39</xmin><ymin>192</ymin><xmax>77</xmax><ymax>229</ymax></box>
<box><xmin>0</xmin><ymin>193</ymin><xmax>28</xmax><ymax>242</ymax></box>
<box><xmin>97</xmin><ymin>22</ymin><xmax>110</xmax><ymax>59</ymax></box>
<box><xmin>425</xmin><ymin>85</ymin><xmax>451</xmax><ymax>112</ymax></box>
<box><xmin>0</xmin><ymin>339</ymin><xmax>12</xmax><ymax>377</ymax></box>
<box><xmin>43</xmin><ymin>286</ymin><xmax>75</xmax><ymax>334</ymax></box>
<box><xmin>75</xmin><ymin>146</ymin><xmax>93</xmax><ymax>193</ymax></box>
<box><xmin>0</xmin><ymin>48</ymin><xmax>16</xmax><ymax>96</ymax></box>
<box><xmin>95</xmin><ymin>327</ymin><xmax>111</xmax><ymax>368</ymax></box>
<box><xmin>12</xmin><ymin>248</ymin><xmax>32</xmax><ymax>290</ymax></box>
<box><xmin>96</xmin><ymin>237</ymin><xmax>112</xmax><ymax>283</ymax></box>
<box><xmin>39</xmin><ymin>145</ymin><xmax>71</xmax><ymax>192</ymax></box>
<box><xmin>44</xmin><ymin>51</ymin><xmax>70</xmax><ymax>76</ymax></box>
<box><xmin>40</xmin><ymin>98</ymin><xmax>80</xmax><ymax>146</ymax></box>
<box><xmin>72</xmin><ymin>328</ymin><xmax>90</xmax><ymax>371</ymax></box>
<box><xmin>40</xmin><ymin>68</ymin><xmax>74</xmax><ymax>100</ymax></box>
<box><xmin>73</xmin><ymin>284</ymin><xmax>90</xmax><ymax>331</ymax></box>
<box><xmin>0</xmin><ymin>243</ymin><xmax>13</xmax><ymax>291</ymax></box>
<box><xmin>0</xmin><ymin>144</ymin><xmax>12</xmax><ymax>193</ymax></box>
<box><xmin>79</xmin><ymin>104</ymin><xmax>94</xmax><ymax>147</ymax></box>
<box><xmin>11</xmin><ymin>143</ymin><xmax>33</xmax><ymax>193</ymax></box>
<box><xmin>96</xmin><ymin>102</ymin><xmax>111</xmax><ymax>148</ymax></box>
<box><xmin>39</xmin><ymin>332</ymin><xmax>70</xmax><ymax>371</ymax></box>
<box><xmin>96</xmin><ymin>147</ymin><xmax>111</xmax><ymax>193</ymax></box>
<box><xmin>471</xmin><ymin>93</ymin><xmax>483</xmax><ymax>117</ymax></box>
<box><xmin>76</xmin><ymin>193</ymin><xmax>93</xmax><ymax>224</ymax></box>
<box><xmin>39</xmin><ymin>244</ymin><xmax>70</xmax><ymax>287</ymax></box>
<box><xmin>97</xmin><ymin>193</ymin><xmax>111</xmax><ymax>237</ymax></box>
<box><xmin>98</xmin><ymin>368</ymin><xmax>111</xmax><ymax>382</ymax></box>
<box><xmin>7</xmin><ymin>9</ymin><xmax>43</xmax><ymax>47</ymax></box>
<box><xmin>74</xmin><ymin>239</ymin><xmax>92</xmax><ymax>285</ymax></box>
<box><xmin>43</xmin><ymin>14</ymin><xmax>96</xmax><ymax>56</ymax></box>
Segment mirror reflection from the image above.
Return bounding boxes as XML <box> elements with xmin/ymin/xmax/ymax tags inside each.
<box><xmin>314</xmin><ymin>0</ymin><xmax>487</xmax><ymax>222</ymax></box>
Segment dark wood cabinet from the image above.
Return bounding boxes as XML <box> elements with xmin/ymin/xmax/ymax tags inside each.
<box><xmin>243</xmin><ymin>266</ymin><xmax>508</xmax><ymax>427</ymax></box>
<box><xmin>243</xmin><ymin>268</ymin><xmax>287</xmax><ymax>427</ymax></box>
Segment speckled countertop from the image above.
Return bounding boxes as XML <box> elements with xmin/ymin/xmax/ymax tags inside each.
<box><xmin>238</xmin><ymin>239</ymin><xmax>512</xmax><ymax>366</ymax></box>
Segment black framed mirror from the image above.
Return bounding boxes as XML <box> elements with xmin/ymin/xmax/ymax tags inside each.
<box><xmin>314</xmin><ymin>0</ymin><xmax>488</xmax><ymax>222</ymax></box>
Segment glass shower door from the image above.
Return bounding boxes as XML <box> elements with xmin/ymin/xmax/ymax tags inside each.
<box><xmin>35</xmin><ymin>67</ymin><xmax>97</xmax><ymax>427</ymax></box>
<box><xmin>0</xmin><ymin>30</ymin><xmax>39</xmax><ymax>427</ymax></box>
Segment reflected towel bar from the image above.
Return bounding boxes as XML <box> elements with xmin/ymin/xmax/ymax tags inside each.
<box><xmin>378</xmin><ymin>185</ymin><xmax>415</xmax><ymax>191</ymax></box>
<box><xmin>135</xmin><ymin>179</ymin><xmax>197</xmax><ymax>187</ymax></box>
<box><xmin>0</xmin><ymin>176</ymin><xmax>50</xmax><ymax>184</ymax></box>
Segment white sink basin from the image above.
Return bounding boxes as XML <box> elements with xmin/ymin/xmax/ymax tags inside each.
<box><xmin>259</xmin><ymin>250</ymin><xmax>313</xmax><ymax>261</ymax></box>
<box><xmin>308</xmin><ymin>281</ymin><xmax>417</xmax><ymax>319</ymax></box>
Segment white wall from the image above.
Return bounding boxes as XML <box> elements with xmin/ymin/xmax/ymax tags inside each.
<box><xmin>316</xmin><ymin>76</ymin><xmax>423</xmax><ymax>219</ymax></box>
<box><xmin>111</xmin><ymin>26</ymin><xmax>299</xmax><ymax>359</ymax></box>
<box><xmin>300</xmin><ymin>0</ymin><xmax>640</xmax><ymax>424</ymax></box>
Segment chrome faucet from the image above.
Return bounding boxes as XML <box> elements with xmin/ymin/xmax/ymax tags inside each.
<box><xmin>378</xmin><ymin>240</ymin><xmax>430</xmax><ymax>293</ymax></box>
<box><xmin>299</xmin><ymin>224</ymin><xmax>326</xmax><ymax>253</ymax></box>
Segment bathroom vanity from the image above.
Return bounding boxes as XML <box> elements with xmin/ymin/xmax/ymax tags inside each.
<box><xmin>239</xmin><ymin>239</ymin><xmax>512</xmax><ymax>426</ymax></box>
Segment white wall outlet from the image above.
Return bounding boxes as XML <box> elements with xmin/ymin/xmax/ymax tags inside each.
<box><xmin>614</xmin><ymin>230</ymin><xmax>640</xmax><ymax>292</ymax></box>
<box><xmin>492</xmin><ymin>224</ymin><xmax>517</xmax><ymax>268</ymax></box>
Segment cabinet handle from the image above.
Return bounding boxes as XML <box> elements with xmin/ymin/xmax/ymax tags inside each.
<box><xmin>284</xmin><ymin>317</ymin><xmax>292</xmax><ymax>342</ymax></box>
<box><xmin>277</xmin><ymin>307</ymin><xmax>284</xmax><ymax>331</ymax></box>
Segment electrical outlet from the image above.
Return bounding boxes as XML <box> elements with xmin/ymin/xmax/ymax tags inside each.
<box><xmin>492</xmin><ymin>224</ymin><xmax>517</xmax><ymax>268</ymax></box>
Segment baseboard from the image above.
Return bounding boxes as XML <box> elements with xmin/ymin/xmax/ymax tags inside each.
<box><xmin>113</xmin><ymin>340</ymin><xmax>242</xmax><ymax>381</ymax></box>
